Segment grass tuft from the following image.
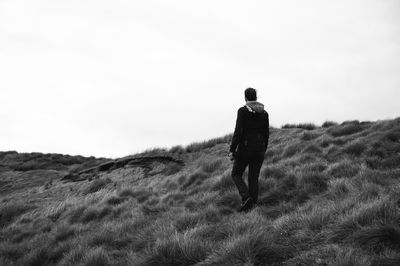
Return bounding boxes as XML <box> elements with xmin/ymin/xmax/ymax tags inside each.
<box><xmin>327</xmin><ymin>160</ymin><xmax>360</xmax><ymax>178</ymax></box>
<box><xmin>199</xmin><ymin>157</ymin><xmax>224</xmax><ymax>173</ymax></box>
<box><xmin>53</xmin><ymin>225</ymin><xmax>76</xmax><ymax>243</ymax></box>
<box><xmin>282</xmin><ymin>123</ymin><xmax>317</xmax><ymax>130</ymax></box>
<box><xmin>301</xmin><ymin>131</ymin><xmax>320</xmax><ymax>140</ymax></box>
<box><xmin>343</xmin><ymin>141</ymin><xmax>367</xmax><ymax>156</ymax></box>
<box><xmin>181</xmin><ymin>171</ymin><xmax>209</xmax><ymax>190</ymax></box>
<box><xmin>168</xmin><ymin>145</ymin><xmax>185</xmax><ymax>154</ymax></box>
<box><xmin>0</xmin><ymin>203</ymin><xmax>34</xmax><ymax>227</ymax></box>
<box><xmin>119</xmin><ymin>188</ymin><xmax>152</xmax><ymax>203</ymax></box>
<box><xmin>322</xmin><ymin>121</ymin><xmax>338</xmax><ymax>128</ymax></box>
<box><xmin>283</xmin><ymin>143</ymin><xmax>303</xmax><ymax>157</ymax></box>
<box><xmin>82</xmin><ymin>247</ymin><xmax>111</xmax><ymax>266</ymax></box>
<box><xmin>348</xmin><ymin>224</ymin><xmax>400</xmax><ymax>252</ymax></box>
<box><xmin>298</xmin><ymin>173</ymin><xmax>328</xmax><ymax>196</ymax></box>
<box><xmin>174</xmin><ymin>213</ymin><xmax>200</xmax><ymax>232</ymax></box>
<box><xmin>212</xmin><ymin>171</ymin><xmax>236</xmax><ymax>192</ymax></box>
<box><xmin>204</xmin><ymin>230</ymin><xmax>293</xmax><ymax>265</ymax></box>
<box><xmin>185</xmin><ymin>134</ymin><xmax>232</xmax><ymax>153</ymax></box>
<box><xmin>139</xmin><ymin>233</ymin><xmax>212</xmax><ymax>266</ymax></box>
<box><xmin>164</xmin><ymin>163</ymin><xmax>183</xmax><ymax>176</ymax></box>
<box><xmin>106</xmin><ymin>196</ymin><xmax>126</xmax><ymax>205</ymax></box>
<box><xmin>83</xmin><ymin>178</ymin><xmax>112</xmax><ymax>195</ymax></box>
<box><xmin>262</xmin><ymin>165</ymin><xmax>287</xmax><ymax>180</ymax></box>
<box><xmin>328</xmin><ymin>122</ymin><xmax>364</xmax><ymax>137</ymax></box>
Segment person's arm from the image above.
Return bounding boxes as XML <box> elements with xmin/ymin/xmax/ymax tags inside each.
<box><xmin>263</xmin><ymin>112</ymin><xmax>269</xmax><ymax>151</ymax></box>
<box><xmin>230</xmin><ymin>108</ymin><xmax>245</xmax><ymax>153</ymax></box>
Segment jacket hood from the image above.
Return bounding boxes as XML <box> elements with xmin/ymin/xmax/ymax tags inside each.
<box><xmin>245</xmin><ymin>101</ymin><xmax>264</xmax><ymax>113</ymax></box>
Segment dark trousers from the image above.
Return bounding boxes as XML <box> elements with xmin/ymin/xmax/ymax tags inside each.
<box><xmin>231</xmin><ymin>151</ymin><xmax>265</xmax><ymax>203</ymax></box>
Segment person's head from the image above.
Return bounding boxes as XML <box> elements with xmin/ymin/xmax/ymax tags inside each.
<box><xmin>244</xmin><ymin>87</ymin><xmax>257</xmax><ymax>101</ymax></box>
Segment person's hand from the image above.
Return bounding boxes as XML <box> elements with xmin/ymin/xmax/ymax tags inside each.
<box><xmin>228</xmin><ymin>151</ymin><xmax>237</xmax><ymax>161</ymax></box>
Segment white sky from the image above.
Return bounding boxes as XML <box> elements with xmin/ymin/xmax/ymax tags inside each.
<box><xmin>1</xmin><ymin>0</ymin><xmax>399</xmax><ymax>158</ymax></box>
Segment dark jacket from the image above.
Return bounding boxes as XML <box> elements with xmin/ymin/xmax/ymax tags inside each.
<box><xmin>230</xmin><ymin>101</ymin><xmax>269</xmax><ymax>154</ymax></box>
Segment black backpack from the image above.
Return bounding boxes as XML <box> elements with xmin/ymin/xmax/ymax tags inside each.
<box><xmin>241</xmin><ymin>109</ymin><xmax>268</xmax><ymax>152</ymax></box>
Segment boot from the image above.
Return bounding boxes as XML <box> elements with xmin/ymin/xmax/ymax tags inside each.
<box><xmin>238</xmin><ymin>197</ymin><xmax>253</xmax><ymax>212</ymax></box>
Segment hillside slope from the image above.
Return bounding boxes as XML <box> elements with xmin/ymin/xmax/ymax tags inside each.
<box><xmin>1</xmin><ymin>118</ymin><xmax>400</xmax><ymax>266</ymax></box>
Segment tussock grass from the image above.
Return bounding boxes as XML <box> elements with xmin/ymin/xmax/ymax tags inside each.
<box><xmin>164</xmin><ymin>179</ymin><xmax>179</xmax><ymax>191</ymax></box>
<box><xmin>168</xmin><ymin>145</ymin><xmax>185</xmax><ymax>154</ymax></box>
<box><xmin>105</xmin><ymin>195</ymin><xmax>126</xmax><ymax>205</ymax></box>
<box><xmin>133</xmin><ymin>147</ymin><xmax>169</xmax><ymax>157</ymax></box>
<box><xmin>173</xmin><ymin>207</ymin><xmax>222</xmax><ymax>233</ymax></box>
<box><xmin>140</xmin><ymin>203</ymin><xmax>168</xmax><ymax>216</ymax></box>
<box><xmin>322</xmin><ymin>121</ymin><xmax>339</xmax><ymax>128</ymax></box>
<box><xmin>301</xmin><ymin>131</ymin><xmax>321</xmax><ymax>140</ymax></box>
<box><xmin>327</xmin><ymin>246</ymin><xmax>371</xmax><ymax>266</ymax></box>
<box><xmin>1</xmin><ymin>117</ymin><xmax>400</xmax><ymax>265</ymax></box>
<box><xmin>328</xmin><ymin>122</ymin><xmax>364</xmax><ymax>137</ymax></box>
<box><xmin>347</xmin><ymin>224</ymin><xmax>400</xmax><ymax>252</ymax></box>
<box><xmin>283</xmin><ymin>142</ymin><xmax>303</xmax><ymax>157</ymax></box>
<box><xmin>198</xmin><ymin>156</ymin><xmax>224</xmax><ymax>173</ymax></box>
<box><xmin>53</xmin><ymin>224</ymin><xmax>76</xmax><ymax>243</ymax></box>
<box><xmin>83</xmin><ymin>178</ymin><xmax>112</xmax><ymax>195</ymax></box>
<box><xmin>137</xmin><ymin>233</ymin><xmax>212</xmax><ymax>266</ymax></box>
<box><xmin>282</xmin><ymin>123</ymin><xmax>317</xmax><ymax>130</ymax></box>
<box><xmin>212</xmin><ymin>171</ymin><xmax>235</xmax><ymax>192</ymax></box>
<box><xmin>181</xmin><ymin>170</ymin><xmax>209</xmax><ymax>190</ymax></box>
<box><xmin>371</xmin><ymin>252</ymin><xmax>400</xmax><ymax>266</ymax></box>
<box><xmin>262</xmin><ymin>164</ymin><xmax>288</xmax><ymax>179</ymax></box>
<box><xmin>174</xmin><ymin>212</ymin><xmax>201</xmax><ymax>232</ymax></box>
<box><xmin>328</xmin><ymin>179</ymin><xmax>350</xmax><ymax>198</ymax></box>
<box><xmin>202</xmin><ymin>229</ymin><xmax>293</xmax><ymax>265</ymax></box>
<box><xmin>161</xmin><ymin>191</ymin><xmax>185</xmax><ymax>206</ymax></box>
<box><xmin>357</xmin><ymin>168</ymin><xmax>400</xmax><ymax>186</ymax></box>
<box><xmin>82</xmin><ymin>247</ymin><xmax>111</xmax><ymax>266</ymax></box>
<box><xmin>303</xmin><ymin>143</ymin><xmax>323</xmax><ymax>154</ymax></box>
<box><xmin>80</xmin><ymin>206</ymin><xmax>112</xmax><ymax>223</ymax></box>
<box><xmin>216</xmin><ymin>190</ymin><xmax>242</xmax><ymax>210</ymax></box>
<box><xmin>191</xmin><ymin>223</ymin><xmax>231</xmax><ymax>242</ymax></box>
<box><xmin>11</xmin><ymin>229</ymin><xmax>36</xmax><ymax>243</ymax></box>
<box><xmin>346</xmin><ymin>198</ymin><xmax>398</xmax><ymax>227</ymax></box>
<box><xmin>183</xmin><ymin>191</ymin><xmax>219</xmax><ymax>211</ymax></box>
<box><xmin>0</xmin><ymin>203</ymin><xmax>34</xmax><ymax>227</ymax></box>
<box><xmin>57</xmin><ymin>244</ymin><xmax>86</xmax><ymax>266</ymax></box>
<box><xmin>259</xmin><ymin>190</ymin><xmax>287</xmax><ymax>207</ymax></box>
<box><xmin>163</xmin><ymin>162</ymin><xmax>183</xmax><ymax>175</ymax></box>
<box><xmin>23</xmin><ymin>246</ymin><xmax>53</xmax><ymax>266</ymax></box>
<box><xmin>327</xmin><ymin>160</ymin><xmax>360</xmax><ymax>178</ymax></box>
<box><xmin>384</xmin><ymin>128</ymin><xmax>400</xmax><ymax>142</ymax></box>
<box><xmin>185</xmin><ymin>134</ymin><xmax>232</xmax><ymax>153</ymax></box>
<box><xmin>298</xmin><ymin>160</ymin><xmax>328</xmax><ymax>173</ymax></box>
<box><xmin>87</xmin><ymin>227</ymin><xmax>132</xmax><ymax>249</ymax></box>
<box><xmin>0</xmin><ymin>151</ymin><xmax>108</xmax><ymax>172</ymax></box>
<box><xmin>67</xmin><ymin>205</ymin><xmax>87</xmax><ymax>224</ymax></box>
<box><xmin>119</xmin><ymin>188</ymin><xmax>152</xmax><ymax>203</ymax></box>
<box><xmin>0</xmin><ymin>242</ymin><xmax>26</xmax><ymax>262</ymax></box>
<box><xmin>327</xmin><ymin>196</ymin><xmax>399</xmax><ymax>247</ymax></box>
<box><xmin>343</xmin><ymin>140</ymin><xmax>367</xmax><ymax>156</ymax></box>
<box><xmin>298</xmin><ymin>172</ymin><xmax>328</xmax><ymax>196</ymax></box>
<box><xmin>319</xmin><ymin>135</ymin><xmax>335</xmax><ymax>148</ymax></box>
<box><xmin>44</xmin><ymin>202</ymin><xmax>70</xmax><ymax>222</ymax></box>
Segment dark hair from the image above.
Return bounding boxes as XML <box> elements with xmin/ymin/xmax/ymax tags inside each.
<box><xmin>244</xmin><ymin>88</ymin><xmax>257</xmax><ymax>101</ymax></box>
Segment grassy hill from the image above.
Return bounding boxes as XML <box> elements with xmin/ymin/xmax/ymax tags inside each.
<box><xmin>1</xmin><ymin>118</ymin><xmax>400</xmax><ymax>266</ymax></box>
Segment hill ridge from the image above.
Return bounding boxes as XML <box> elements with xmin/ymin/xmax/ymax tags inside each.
<box><xmin>0</xmin><ymin>117</ymin><xmax>400</xmax><ymax>265</ymax></box>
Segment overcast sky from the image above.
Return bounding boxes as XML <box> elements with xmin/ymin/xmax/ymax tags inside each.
<box><xmin>1</xmin><ymin>0</ymin><xmax>399</xmax><ymax>158</ymax></box>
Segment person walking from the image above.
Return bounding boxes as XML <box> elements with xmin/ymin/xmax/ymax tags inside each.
<box><xmin>229</xmin><ymin>88</ymin><xmax>269</xmax><ymax>212</ymax></box>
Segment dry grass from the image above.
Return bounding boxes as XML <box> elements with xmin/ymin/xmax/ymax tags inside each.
<box><xmin>282</xmin><ymin>123</ymin><xmax>318</xmax><ymax>130</ymax></box>
<box><xmin>82</xmin><ymin>178</ymin><xmax>112</xmax><ymax>195</ymax></box>
<box><xmin>1</xmin><ymin>118</ymin><xmax>400</xmax><ymax>265</ymax></box>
